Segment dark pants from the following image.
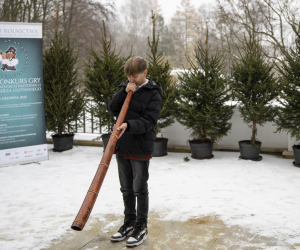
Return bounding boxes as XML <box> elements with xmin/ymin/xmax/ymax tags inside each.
<box><xmin>116</xmin><ymin>150</ymin><xmax>149</xmax><ymax>224</ymax></box>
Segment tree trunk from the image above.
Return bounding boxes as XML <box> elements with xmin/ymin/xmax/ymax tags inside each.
<box><xmin>252</xmin><ymin>120</ymin><xmax>256</xmax><ymax>141</ymax></box>
<box><xmin>66</xmin><ymin>0</ymin><xmax>75</xmax><ymax>40</ymax></box>
<box><xmin>41</xmin><ymin>0</ymin><xmax>49</xmax><ymax>46</ymax></box>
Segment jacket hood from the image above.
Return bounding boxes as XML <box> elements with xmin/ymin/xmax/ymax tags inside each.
<box><xmin>119</xmin><ymin>78</ymin><xmax>163</xmax><ymax>97</ymax></box>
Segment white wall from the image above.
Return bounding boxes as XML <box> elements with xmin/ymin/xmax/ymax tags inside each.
<box><xmin>161</xmin><ymin>107</ymin><xmax>295</xmax><ymax>150</ymax></box>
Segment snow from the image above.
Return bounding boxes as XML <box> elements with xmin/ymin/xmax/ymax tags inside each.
<box><xmin>1</xmin><ymin>143</ymin><xmax>300</xmax><ymax>249</ymax></box>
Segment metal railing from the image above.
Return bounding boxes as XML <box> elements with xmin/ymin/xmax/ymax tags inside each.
<box><xmin>69</xmin><ymin>99</ymin><xmax>106</xmax><ymax>135</ymax></box>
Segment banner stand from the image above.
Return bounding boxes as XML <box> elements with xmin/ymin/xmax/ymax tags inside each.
<box><xmin>0</xmin><ymin>22</ymin><xmax>48</xmax><ymax>167</ymax></box>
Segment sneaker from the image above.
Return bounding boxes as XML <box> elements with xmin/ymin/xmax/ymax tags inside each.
<box><xmin>126</xmin><ymin>222</ymin><xmax>148</xmax><ymax>248</ymax></box>
<box><xmin>110</xmin><ymin>220</ymin><xmax>135</xmax><ymax>242</ymax></box>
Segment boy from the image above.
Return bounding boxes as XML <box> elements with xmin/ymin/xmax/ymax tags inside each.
<box><xmin>106</xmin><ymin>56</ymin><xmax>162</xmax><ymax>247</ymax></box>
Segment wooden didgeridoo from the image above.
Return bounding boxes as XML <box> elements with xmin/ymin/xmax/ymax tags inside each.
<box><xmin>71</xmin><ymin>91</ymin><xmax>133</xmax><ymax>231</ymax></box>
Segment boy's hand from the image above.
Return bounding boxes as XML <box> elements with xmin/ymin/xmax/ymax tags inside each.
<box><xmin>117</xmin><ymin>123</ymin><xmax>127</xmax><ymax>138</ymax></box>
<box><xmin>126</xmin><ymin>82</ymin><xmax>136</xmax><ymax>93</ymax></box>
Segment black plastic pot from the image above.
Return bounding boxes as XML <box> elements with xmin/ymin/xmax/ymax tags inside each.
<box><xmin>152</xmin><ymin>138</ymin><xmax>168</xmax><ymax>157</ymax></box>
<box><xmin>52</xmin><ymin>134</ymin><xmax>74</xmax><ymax>152</ymax></box>
<box><xmin>293</xmin><ymin>145</ymin><xmax>300</xmax><ymax>165</ymax></box>
<box><xmin>189</xmin><ymin>140</ymin><xmax>213</xmax><ymax>159</ymax></box>
<box><xmin>102</xmin><ymin>133</ymin><xmax>111</xmax><ymax>152</ymax></box>
<box><xmin>239</xmin><ymin>140</ymin><xmax>261</xmax><ymax>160</ymax></box>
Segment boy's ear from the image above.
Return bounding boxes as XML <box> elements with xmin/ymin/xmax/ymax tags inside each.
<box><xmin>143</xmin><ymin>70</ymin><xmax>147</xmax><ymax>76</ymax></box>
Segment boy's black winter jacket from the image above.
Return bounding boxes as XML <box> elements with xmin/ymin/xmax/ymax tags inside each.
<box><xmin>106</xmin><ymin>78</ymin><xmax>163</xmax><ymax>155</ymax></box>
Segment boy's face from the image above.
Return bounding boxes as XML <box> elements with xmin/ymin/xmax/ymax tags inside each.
<box><xmin>127</xmin><ymin>70</ymin><xmax>147</xmax><ymax>86</ymax></box>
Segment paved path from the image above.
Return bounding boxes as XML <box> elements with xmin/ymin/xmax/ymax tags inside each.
<box><xmin>42</xmin><ymin>213</ymin><xmax>299</xmax><ymax>250</ymax></box>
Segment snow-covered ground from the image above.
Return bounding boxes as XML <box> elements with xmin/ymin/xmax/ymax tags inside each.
<box><xmin>0</xmin><ymin>144</ymin><xmax>300</xmax><ymax>250</ymax></box>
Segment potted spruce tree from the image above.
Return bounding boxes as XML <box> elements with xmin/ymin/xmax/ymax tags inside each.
<box><xmin>84</xmin><ymin>21</ymin><xmax>130</xmax><ymax>151</ymax></box>
<box><xmin>174</xmin><ymin>31</ymin><xmax>235</xmax><ymax>159</ymax></box>
<box><xmin>43</xmin><ymin>32</ymin><xmax>85</xmax><ymax>152</ymax></box>
<box><xmin>275</xmin><ymin>24</ymin><xmax>300</xmax><ymax>167</ymax></box>
<box><xmin>231</xmin><ymin>33</ymin><xmax>279</xmax><ymax>160</ymax></box>
<box><xmin>147</xmin><ymin>12</ymin><xmax>175</xmax><ymax>157</ymax></box>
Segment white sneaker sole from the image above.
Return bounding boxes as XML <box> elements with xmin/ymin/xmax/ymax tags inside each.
<box><xmin>126</xmin><ymin>233</ymin><xmax>148</xmax><ymax>247</ymax></box>
<box><xmin>110</xmin><ymin>229</ymin><xmax>134</xmax><ymax>242</ymax></box>
<box><xmin>110</xmin><ymin>235</ymin><xmax>126</xmax><ymax>242</ymax></box>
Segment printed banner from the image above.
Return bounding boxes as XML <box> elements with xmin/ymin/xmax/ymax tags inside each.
<box><xmin>0</xmin><ymin>22</ymin><xmax>48</xmax><ymax>167</ymax></box>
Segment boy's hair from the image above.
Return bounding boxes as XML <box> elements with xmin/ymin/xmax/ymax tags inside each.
<box><xmin>124</xmin><ymin>56</ymin><xmax>147</xmax><ymax>76</ymax></box>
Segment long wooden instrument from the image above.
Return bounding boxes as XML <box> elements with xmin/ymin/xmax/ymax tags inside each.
<box><xmin>71</xmin><ymin>91</ymin><xmax>133</xmax><ymax>231</ymax></box>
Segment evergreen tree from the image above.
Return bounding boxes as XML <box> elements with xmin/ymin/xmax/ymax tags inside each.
<box><xmin>174</xmin><ymin>30</ymin><xmax>235</xmax><ymax>144</ymax></box>
<box><xmin>231</xmin><ymin>33</ymin><xmax>279</xmax><ymax>146</ymax></box>
<box><xmin>147</xmin><ymin>12</ymin><xmax>176</xmax><ymax>136</ymax></box>
<box><xmin>43</xmin><ymin>32</ymin><xmax>85</xmax><ymax>136</ymax></box>
<box><xmin>275</xmin><ymin>24</ymin><xmax>300</xmax><ymax>141</ymax></box>
<box><xmin>84</xmin><ymin>20</ymin><xmax>130</xmax><ymax>134</ymax></box>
